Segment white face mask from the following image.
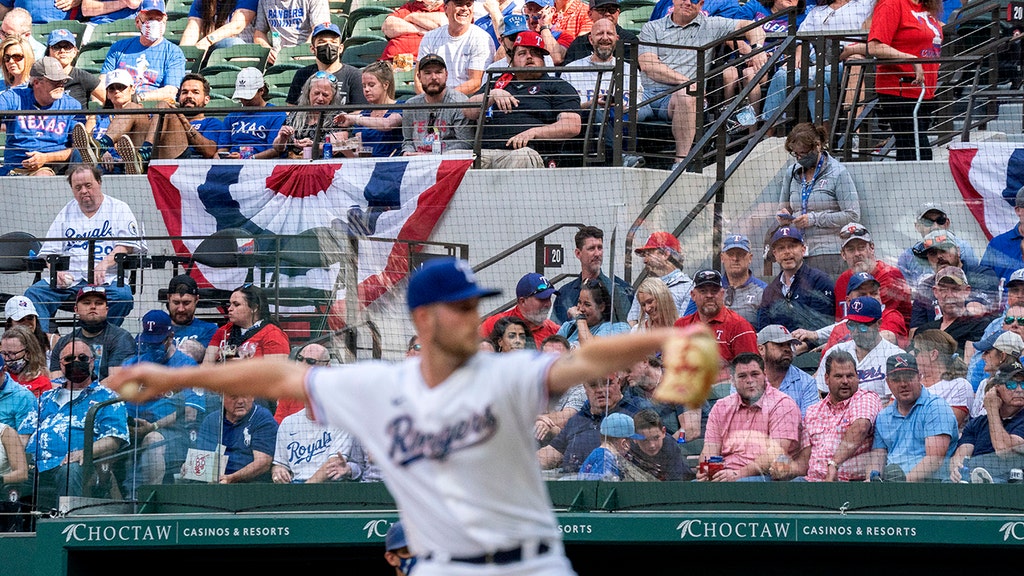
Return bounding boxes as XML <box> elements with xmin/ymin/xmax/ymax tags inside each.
<box><xmin>141</xmin><ymin>19</ymin><xmax>165</xmax><ymax>42</ymax></box>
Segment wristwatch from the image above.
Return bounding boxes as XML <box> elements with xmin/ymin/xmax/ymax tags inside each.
<box><xmin>539</xmin><ymin>25</ymin><xmax>550</xmax><ymax>32</ymax></box>
<box><xmin>827</xmin><ymin>460</ymin><xmax>838</xmax><ymax>468</ymax></box>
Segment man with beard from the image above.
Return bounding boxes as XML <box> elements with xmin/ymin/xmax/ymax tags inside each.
<box><xmin>563</xmin><ymin>0</ymin><xmax>638</xmax><ymax>63</ymax></box>
<box><xmin>464</xmin><ymin>30</ymin><xmax>581</xmax><ymax>169</ymax></box>
<box><xmin>833</xmin><ymin>223</ymin><xmax>911</xmax><ymax>325</ymax></box>
<box><xmin>911</xmin><ymin>230</ymin><xmax>999</xmax><ymax>329</ymax></box>
<box><xmin>552</xmin><ymin>225</ymin><xmax>633</xmax><ymax>324</ymax></box>
<box><xmin>162</xmin><ymin>274</ymin><xmax>218</xmax><ymax>347</ymax></box>
<box><xmin>416</xmin><ymin>0</ymin><xmax>495</xmax><ymax>95</ymax></box>
<box><xmin>18</xmin><ymin>339</ymin><xmax>129</xmax><ymax>510</ymax></box>
<box><xmin>479</xmin><ymin>272</ymin><xmax>561</xmax><ymax>350</ymax></box>
<box><xmin>48</xmin><ymin>286</ymin><xmax>136</xmax><ymax>383</ymax></box>
<box><xmin>756</xmin><ymin>226</ymin><xmax>835</xmax><ymax>332</ymax></box>
<box><xmin>814</xmin><ymin>296</ymin><xmax>905</xmax><ymax>404</ymax></box>
<box><xmin>0</xmin><ymin>56</ymin><xmax>80</xmax><ymax>176</ymax></box>
<box><xmin>915</xmin><ymin>266</ymin><xmax>996</xmax><ymax>354</ymax></box>
<box><xmin>675</xmin><ymin>269</ymin><xmax>757</xmax><ymax>371</ymax></box>
<box><xmin>218</xmin><ymin>67</ymin><xmax>286</xmax><ymax>159</ymax></box>
<box><xmin>622</xmin><ymin>355</ymin><xmax>686</xmax><ymax>438</ymax></box>
<box><xmin>757</xmin><ymin>324</ymin><xmax>819</xmax><ymax>415</ymax></box>
<box><xmin>140</xmin><ymin>73</ymin><xmax>223</xmax><ymax>162</ymax></box>
<box><xmin>400</xmin><ymin>53</ymin><xmax>474</xmax><ymax>155</ymax></box>
<box><xmin>630</xmin><ymin>231</ymin><xmax>692</xmax><ymax>324</ymax></box>
<box><xmin>285</xmin><ymin>22</ymin><xmax>366</xmax><ymax>106</ymax></box>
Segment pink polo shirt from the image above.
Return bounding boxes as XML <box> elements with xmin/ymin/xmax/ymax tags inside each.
<box><xmin>801</xmin><ymin>388</ymin><xmax>882</xmax><ymax>481</ymax></box>
<box><xmin>705</xmin><ymin>385</ymin><xmax>801</xmax><ymax>472</ymax></box>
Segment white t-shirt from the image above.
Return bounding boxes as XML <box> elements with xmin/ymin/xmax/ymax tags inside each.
<box><xmin>798</xmin><ymin>0</ymin><xmax>875</xmax><ymax>34</ymax></box>
<box><xmin>971</xmin><ymin>378</ymin><xmax>990</xmax><ymax>418</ymax></box>
<box><xmin>305</xmin><ymin>351</ymin><xmax>568</xmax><ymax>561</ymax></box>
<box><xmin>815</xmin><ymin>338</ymin><xmax>906</xmax><ymax>400</ymax></box>
<box><xmin>39</xmin><ymin>195</ymin><xmax>146</xmax><ymax>283</ymax></box>
<box><xmin>273</xmin><ymin>410</ymin><xmax>358</xmax><ymax>483</ymax></box>
<box><xmin>926</xmin><ymin>377</ymin><xmax>974</xmax><ymax>414</ymax></box>
<box><xmin>418</xmin><ymin>25</ymin><xmax>496</xmax><ymax>90</ymax></box>
<box><xmin>562</xmin><ymin>56</ymin><xmax>643</xmax><ymax>109</ymax></box>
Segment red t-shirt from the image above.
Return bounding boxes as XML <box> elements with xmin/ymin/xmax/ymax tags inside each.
<box><xmin>380</xmin><ymin>1</ymin><xmax>447</xmax><ymax>61</ymax></box>
<box><xmin>553</xmin><ymin>0</ymin><xmax>593</xmax><ymax>38</ymax></box>
<box><xmin>868</xmin><ymin>0</ymin><xmax>943</xmax><ymax>99</ymax></box>
<box><xmin>210</xmin><ymin>322</ymin><xmax>291</xmax><ymax>361</ymax></box>
<box><xmin>834</xmin><ymin>260</ymin><xmax>912</xmax><ymax>326</ymax></box>
<box><xmin>12</xmin><ymin>371</ymin><xmax>53</xmax><ymax>397</ymax></box>
<box><xmin>674</xmin><ymin>307</ymin><xmax>758</xmax><ymax>363</ymax></box>
<box><xmin>478</xmin><ymin>306</ymin><xmax>560</xmax><ymax>350</ymax></box>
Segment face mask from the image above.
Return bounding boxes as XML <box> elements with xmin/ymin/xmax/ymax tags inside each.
<box><xmin>65</xmin><ymin>360</ymin><xmax>93</xmax><ymax>383</ymax></box>
<box><xmin>315</xmin><ymin>43</ymin><xmax>340</xmax><ymax>65</ymax></box>
<box><xmin>5</xmin><ymin>358</ymin><xmax>26</xmax><ymax>375</ymax></box>
<box><xmin>80</xmin><ymin>318</ymin><xmax>107</xmax><ymax>333</ymax></box>
<box><xmin>141</xmin><ymin>20</ymin><xmax>165</xmax><ymax>42</ymax></box>
<box><xmin>397</xmin><ymin>556</ymin><xmax>417</xmax><ymax>575</ymax></box>
<box><xmin>796</xmin><ymin>151</ymin><xmax>818</xmax><ymax>170</ymax></box>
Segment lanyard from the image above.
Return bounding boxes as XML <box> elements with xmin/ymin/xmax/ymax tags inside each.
<box><xmin>800</xmin><ymin>153</ymin><xmax>827</xmax><ymax>214</ymax></box>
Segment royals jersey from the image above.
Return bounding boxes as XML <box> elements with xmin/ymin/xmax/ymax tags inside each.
<box><xmin>38</xmin><ymin>195</ymin><xmax>146</xmax><ymax>283</ymax></box>
<box><xmin>273</xmin><ymin>411</ymin><xmax>357</xmax><ymax>483</ymax></box>
<box><xmin>0</xmin><ymin>86</ymin><xmax>80</xmax><ymax>175</ymax></box>
<box><xmin>305</xmin><ymin>351</ymin><xmax>563</xmax><ymax>560</ymax></box>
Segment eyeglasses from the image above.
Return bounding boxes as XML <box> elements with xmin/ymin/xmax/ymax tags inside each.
<box><xmin>3</xmin><ymin>53</ymin><xmax>24</xmax><ymax>62</ymax></box>
<box><xmin>847</xmin><ymin>321</ymin><xmax>871</xmax><ymax>333</ymax></box>
<box><xmin>593</xmin><ymin>6</ymin><xmax>620</xmax><ymax>14</ymax></box>
<box><xmin>408</xmin><ymin>343</ymin><xmax>422</xmax><ymax>352</ymax></box>
<box><xmin>62</xmin><ymin>353</ymin><xmax>91</xmax><ymax>363</ymax></box>
<box><xmin>1005</xmin><ymin>316</ymin><xmax>1024</xmax><ymax>326</ymax></box>
<box><xmin>839</xmin><ymin>226</ymin><xmax>869</xmax><ymax>240</ymax></box>
<box><xmin>918</xmin><ymin>214</ymin><xmax>948</xmax><ymax>227</ymax></box>
<box><xmin>295</xmin><ymin>355</ymin><xmax>330</xmax><ymax>366</ymax></box>
<box><xmin>0</xmin><ymin>349</ymin><xmax>25</xmax><ymax>359</ymax></box>
<box><xmin>313</xmin><ymin>71</ymin><xmax>338</xmax><ymax>83</ymax></box>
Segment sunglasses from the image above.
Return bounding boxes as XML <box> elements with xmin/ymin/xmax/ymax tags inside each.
<box><xmin>313</xmin><ymin>71</ymin><xmax>338</xmax><ymax>83</ymax></box>
<box><xmin>1005</xmin><ymin>316</ymin><xmax>1024</xmax><ymax>326</ymax></box>
<box><xmin>839</xmin><ymin>226</ymin><xmax>869</xmax><ymax>240</ymax></box>
<box><xmin>0</xmin><ymin>349</ymin><xmax>25</xmax><ymax>359</ymax></box>
<box><xmin>62</xmin><ymin>353</ymin><xmax>91</xmax><ymax>363</ymax></box>
<box><xmin>408</xmin><ymin>343</ymin><xmax>422</xmax><ymax>352</ymax></box>
<box><xmin>918</xmin><ymin>214</ymin><xmax>948</xmax><ymax>227</ymax></box>
<box><xmin>1005</xmin><ymin>381</ymin><xmax>1024</xmax><ymax>390</ymax></box>
<box><xmin>3</xmin><ymin>53</ymin><xmax>24</xmax><ymax>62</ymax></box>
<box><xmin>847</xmin><ymin>321</ymin><xmax>871</xmax><ymax>333</ymax></box>
<box><xmin>919</xmin><ymin>234</ymin><xmax>951</xmax><ymax>250</ymax></box>
<box><xmin>295</xmin><ymin>355</ymin><xmax>329</xmax><ymax>366</ymax></box>
<box><xmin>526</xmin><ymin>282</ymin><xmax>552</xmax><ymax>299</ymax></box>
<box><xmin>593</xmin><ymin>6</ymin><xmax>620</xmax><ymax>13</ymax></box>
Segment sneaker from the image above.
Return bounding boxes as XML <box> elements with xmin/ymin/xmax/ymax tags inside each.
<box><xmin>72</xmin><ymin>123</ymin><xmax>101</xmax><ymax>167</ymax></box>
<box><xmin>114</xmin><ymin>135</ymin><xmax>143</xmax><ymax>175</ymax></box>
<box><xmin>622</xmin><ymin>154</ymin><xmax>645</xmax><ymax>168</ymax></box>
<box><xmin>971</xmin><ymin>467</ymin><xmax>993</xmax><ymax>484</ymax></box>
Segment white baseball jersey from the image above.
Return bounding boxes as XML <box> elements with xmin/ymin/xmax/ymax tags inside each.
<box><xmin>305</xmin><ymin>351</ymin><xmax>574</xmax><ymax>573</ymax></box>
<box><xmin>39</xmin><ymin>195</ymin><xmax>146</xmax><ymax>283</ymax></box>
<box><xmin>815</xmin><ymin>339</ymin><xmax>906</xmax><ymax>400</ymax></box>
<box><xmin>273</xmin><ymin>410</ymin><xmax>358</xmax><ymax>483</ymax></box>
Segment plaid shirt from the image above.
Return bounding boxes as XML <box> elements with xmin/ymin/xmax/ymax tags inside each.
<box><xmin>801</xmin><ymin>388</ymin><xmax>882</xmax><ymax>481</ymax></box>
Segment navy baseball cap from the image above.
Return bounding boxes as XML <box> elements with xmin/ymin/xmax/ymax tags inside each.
<box><xmin>845</xmin><ymin>296</ymin><xmax>881</xmax><ymax>323</ymax></box>
<box><xmin>722</xmin><ymin>234</ymin><xmax>750</xmax><ymax>253</ymax></box>
<box><xmin>847</xmin><ymin>272</ymin><xmax>879</xmax><ymax>293</ymax></box>
<box><xmin>1007</xmin><ymin>268</ymin><xmax>1024</xmax><ymax>288</ymax></box>
<box><xmin>406</xmin><ymin>258</ymin><xmax>500</xmax><ymax>311</ymax></box>
<box><xmin>502</xmin><ymin>14</ymin><xmax>528</xmax><ymax>37</ymax></box>
<box><xmin>887</xmin><ymin>352</ymin><xmax>918</xmax><ymax>375</ymax></box>
<box><xmin>693</xmin><ymin>269</ymin><xmax>723</xmax><ymax>289</ymax></box>
<box><xmin>47</xmin><ymin>28</ymin><xmax>76</xmax><ymax>47</ymax></box>
<box><xmin>137</xmin><ymin>310</ymin><xmax>174</xmax><ymax>344</ymax></box>
<box><xmin>139</xmin><ymin>0</ymin><xmax>165</xmax><ymax>13</ymax></box>
<box><xmin>516</xmin><ymin>272</ymin><xmax>558</xmax><ymax>299</ymax></box>
<box><xmin>769</xmin><ymin>226</ymin><xmax>803</xmax><ymax>246</ymax></box>
<box><xmin>312</xmin><ymin>22</ymin><xmax>341</xmax><ymax>38</ymax></box>
<box><xmin>385</xmin><ymin>521</ymin><xmax>407</xmax><ymax>551</ymax></box>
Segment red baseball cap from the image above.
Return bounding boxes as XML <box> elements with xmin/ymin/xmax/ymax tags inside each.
<box><xmin>635</xmin><ymin>231</ymin><xmax>681</xmax><ymax>254</ymax></box>
<box><xmin>512</xmin><ymin>31</ymin><xmax>548</xmax><ymax>54</ymax></box>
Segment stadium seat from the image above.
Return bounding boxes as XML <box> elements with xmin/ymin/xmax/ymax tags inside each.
<box><xmin>32</xmin><ymin>20</ymin><xmax>87</xmax><ymax>47</ymax></box>
<box><xmin>331</xmin><ymin>13</ymin><xmax>349</xmax><ymax>35</ymax></box>
<box><xmin>164</xmin><ymin>14</ymin><xmax>190</xmax><ymax>44</ymax></box>
<box><xmin>204</xmin><ymin>69</ymin><xmax>240</xmax><ymax>100</ymax></box>
<box><xmin>90</xmin><ymin>18</ymin><xmax>141</xmax><ymax>42</ymax></box>
<box><xmin>263</xmin><ymin>65</ymin><xmax>299</xmax><ymax>94</ymax></box>
<box><xmin>179</xmin><ymin>45</ymin><xmax>207</xmax><ymax>73</ymax></box>
<box><xmin>341</xmin><ymin>40</ymin><xmax>386</xmax><ymax>68</ymax></box>
<box><xmin>73</xmin><ymin>42</ymin><xmax>112</xmax><ymax>74</ymax></box>
<box><xmin>202</xmin><ymin>44</ymin><xmax>271</xmax><ymax>73</ymax></box>
<box><xmin>328</xmin><ymin>0</ymin><xmax>353</xmax><ymax>15</ymax></box>
<box><xmin>275</xmin><ymin>44</ymin><xmax>317</xmax><ymax>68</ymax></box>
<box><xmin>394</xmin><ymin>69</ymin><xmax>415</xmax><ymax>98</ymax></box>
<box><xmin>344</xmin><ymin>6</ymin><xmax>392</xmax><ymax>43</ymax></box>
<box><xmin>620</xmin><ymin>5</ymin><xmax>654</xmax><ymax>33</ymax></box>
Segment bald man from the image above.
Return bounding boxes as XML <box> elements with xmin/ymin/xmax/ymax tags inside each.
<box><xmin>273</xmin><ymin>343</ymin><xmax>332</xmax><ymax>423</ymax></box>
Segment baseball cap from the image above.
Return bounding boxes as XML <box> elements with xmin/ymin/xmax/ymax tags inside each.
<box><xmin>502</xmin><ymin>14</ymin><xmax>528</xmax><ymax>37</ymax></box>
<box><xmin>600</xmin><ymin>412</ymin><xmax>643</xmax><ymax>439</ymax></box>
<box><xmin>232</xmin><ymin>67</ymin><xmax>265</xmax><ymax>100</ymax></box>
<box><xmin>311</xmin><ymin>22</ymin><xmax>341</xmax><ymax>38</ymax></box>
<box><xmin>839</xmin><ymin>223</ymin><xmax>871</xmax><ymax>248</ymax></box>
<box><xmin>137</xmin><ymin>310</ymin><xmax>174</xmax><ymax>344</ymax></box>
<box><xmin>76</xmin><ymin>285</ymin><xmax>107</xmax><ymax>302</ymax></box>
<box><xmin>722</xmin><ymin>234</ymin><xmax>750</xmax><ymax>253</ymax></box>
<box><xmin>512</xmin><ymin>30</ymin><xmax>548</xmax><ymax>54</ymax></box>
<box><xmin>406</xmin><ymin>258</ymin><xmax>501</xmax><ymax>311</ymax></box>
<box><xmin>47</xmin><ymin>28</ymin><xmax>76</xmax><ymax>48</ymax></box>
<box><xmin>384</xmin><ymin>521</ymin><xmax>408</xmax><ymax>551</ymax></box>
<box><xmin>635</xmin><ymin>231</ymin><xmax>681</xmax><ymax>254</ymax></box>
<box><xmin>845</xmin><ymin>296</ymin><xmax>882</xmax><ymax>323</ymax></box>
<box><xmin>996</xmin><ymin>360</ymin><xmax>1024</xmax><ymax>382</ymax></box>
<box><xmin>592</xmin><ymin>0</ymin><xmax>621</xmax><ymax>7</ymax></box>
<box><xmin>886</xmin><ymin>352</ymin><xmax>918</xmax><ymax>375</ymax></box>
<box><xmin>846</xmin><ymin>271</ymin><xmax>879</xmax><ymax>293</ymax></box>
<box><xmin>167</xmin><ymin>274</ymin><xmax>200</xmax><ymax>296</ymax></box>
<box><xmin>919</xmin><ymin>230</ymin><xmax>958</xmax><ymax>253</ymax></box>
<box><xmin>30</xmin><ymin>56</ymin><xmax>70</xmax><ymax>82</ymax></box>
<box><xmin>693</xmin><ymin>269</ymin><xmax>723</xmax><ymax>289</ymax></box>
<box><xmin>139</xmin><ymin>0</ymin><xmax>165</xmax><ymax>13</ymax></box>
<box><xmin>935</xmin><ymin>265</ymin><xmax>968</xmax><ymax>286</ymax></box>
<box><xmin>1007</xmin><ymin>268</ymin><xmax>1024</xmax><ymax>288</ymax></box>
<box><xmin>917</xmin><ymin>202</ymin><xmax>947</xmax><ymax>221</ymax></box>
<box><xmin>417</xmin><ymin>53</ymin><xmax>446</xmax><ymax>71</ymax></box>
<box><xmin>4</xmin><ymin>296</ymin><xmax>38</xmax><ymax>321</ymax></box>
<box><xmin>525</xmin><ymin>0</ymin><xmax>554</xmax><ymax>6</ymax></box>
<box><xmin>757</xmin><ymin>324</ymin><xmax>798</xmax><ymax>346</ymax></box>
<box><xmin>516</xmin><ymin>272</ymin><xmax>558</xmax><ymax>299</ymax></box>
<box><xmin>769</xmin><ymin>226</ymin><xmax>803</xmax><ymax>246</ymax></box>
<box><xmin>975</xmin><ymin>330</ymin><xmax>1024</xmax><ymax>356</ymax></box>
<box><xmin>105</xmin><ymin>69</ymin><xmax>134</xmax><ymax>89</ymax></box>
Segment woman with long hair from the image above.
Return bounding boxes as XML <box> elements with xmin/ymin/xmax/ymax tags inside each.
<box><xmin>557</xmin><ymin>279</ymin><xmax>630</xmax><ymax>347</ymax></box>
<box><xmin>4</xmin><ymin>296</ymin><xmax>55</xmax><ymax>357</ymax></box>
<box><xmin>488</xmin><ymin>316</ymin><xmax>533</xmax><ymax>353</ymax></box>
<box><xmin>1</xmin><ymin>325</ymin><xmax>53</xmax><ymax>397</ymax></box>
<box><xmin>913</xmin><ymin>329</ymin><xmax>974</xmax><ymax>429</ymax></box>
<box><xmin>204</xmin><ymin>284</ymin><xmax>291</xmax><ymax>364</ymax></box>
<box><xmin>0</xmin><ymin>35</ymin><xmax>33</xmax><ymax>91</ymax></box>
<box><xmin>272</xmin><ymin>71</ymin><xmax>348</xmax><ymax>159</ymax></box>
<box><xmin>333</xmin><ymin>61</ymin><xmax>404</xmax><ymax>158</ymax></box>
<box><xmin>179</xmin><ymin>0</ymin><xmax>257</xmax><ymax>52</ymax></box>
<box><xmin>632</xmin><ymin>277</ymin><xmax>680</xmax><ymax>332</ymax></box>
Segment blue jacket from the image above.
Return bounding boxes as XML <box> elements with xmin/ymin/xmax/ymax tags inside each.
<box><xmin>756</xmin><ymin>263</ymin><xmax>835</xmax><ymax>331</ymax></box>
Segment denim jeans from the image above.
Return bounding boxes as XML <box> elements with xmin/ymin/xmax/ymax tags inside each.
<box><xmin>24</xmin><ymin>280</ymin><xmax>135</xmax><ymax>332</ymax></box>
<box><xmin>762</xmin><ymin>65</ymin><xmax>837</xmax><ymax>123</ymax></box>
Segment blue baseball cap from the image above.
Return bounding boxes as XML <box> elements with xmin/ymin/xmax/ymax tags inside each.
<box><xmin>385</xmin><ymin>521</ymin><xmax>407</xmax><ymax>551</ymax></box>
<box><xmin>47</xmin><ymin>28</ymin><xmax>76</xmax><ymax>47</ymax></box>
<box><xmin>600</xmin><ymin>413</ymin><xmax>643</xmax><ymax>440</ymax></box>
<box><xmin>846</xmin><ymin>272</ymin><xmax>879</xmax><ymax>293</ymax></box>
<box><xmin>769</xmin><ymin>226</ymin><xmax>803</xmax><ymax>246</ymax></box>
<box><xmin>502</xmin><ymin>14</ymin><xmax>529</xmax><ymax>37</ymax></box>
<box><xmin>722</xmin><ymin>234</ymin><xmax>750</xmax><ymax>253</ymax></box>
<box><xmin>312</xmin><ymin>22</ymin><xmax>342</xmax><ymax>38</ymax></box>
<box><xmin>139</xmin><ymin>0</ymin><xmax>166</xmax><ymax>13</ymax></box>
<box><xmin>525</xmin><ymin>0</ymin><xmax>554</xmax><ymax>6</ymax></box>
<box><xmin>845</xmin><ymin>296</ymin><xmax>881</xmax><ymax>323</ymax></box>
<box><xmin>516</xmin><ymin>272</ymin><xmax>558</xmax><ymax>299</ymax></box>
<box><xmin>137</xmin><ymin>310</ymin><xmax>174</xmax><ymax>344</ymax></box>
<box><xmin>406</xmin><ymin>258</ymin><xmax>501</xmax><ymax>311</ymax></box>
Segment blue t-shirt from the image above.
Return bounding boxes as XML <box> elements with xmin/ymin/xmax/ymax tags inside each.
<box><xmin>88</xmin><ymin>0</ymin><xmax>138</xmax><ymax>25</ymax></box>
<box><xmin>101</xmin><ymin>37</ymin><xmax>186</xmax><ymax>95</ymax></box>
<box><xmin>189</xmin><ymin>0</ymin><xmax>259</xmax><ymax>19</ymax></box>
<box><xmin>353</xmin><ymin>107</ymin><xmax>403</xmax><ymax>158</ymax></box>
<box><xmin>172</xmin><ymin>317</ymin><xmax>220</xmax><ymax>347</ymax></box>
<box><xmin>198</xmin><ymin>403</ymin><xmax>278</xmax><ymax>475</ymax></box>
<box><xmin>220</xmin><ymin>104</ymin><xmax>286</xmax><ymax>155</ymax></box>
<box><xmin>0</xmin><ymin>86</ymin><xmax>81</xmax><ymax>175</ymax></box>
<box><xmin>474</xmin><ymin>0</ymin><xmax>519</xmax><ymax>48</ymax></box>
<box><xmin>0</xmin><ymin>0</ymin><xmax>70</xmax><ymax>23</ymax></box>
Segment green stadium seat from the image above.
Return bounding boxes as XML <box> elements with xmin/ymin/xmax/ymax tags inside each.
<box><xmin>394</xmin><ymin>69</ymin><xmax>415</xmax><ymax>98</ymax></box>
<box><xmin>344</xmin><ymin>6</ymin><xmax>392</xmax><ymax>42</ymax></box>
<box><xmin>179</xmin><ymin>45</ymin><xmax>207</xmax><ymax>73</ymax></box>
<box><xmin>620</xmin><ymin>5</ymin><xmax>654</xmax><ymax>33</ymax></box>
<box><xmin>73</xmin><ymin>42</ymin><xmax>112</xmax><ymax>74</ymax></box>
<box><xmin>275</xmin><ymin>44</ymin><xmax>317</xmax><ymax>68</ymax></box>
<box><xmin>341</xmin><ymin>40</ymin><xmax>386</xmax><ymax>68</ymax></box>
<box><xmin>90</xmin><ymin>18</ymin><xmax>141</xmax><ymax>43</ymax></box>
<box><xmin>202</xmin><ymin>44</ymin><xmax>271</xmax><ymax>73</ymax></box>
<box><xmin>263</xmin><ymin>65</ymin><xmax>299</xmax><ymax>94</ymax></box>
<box><xmin>32</xmin><ymin>20</ymin><xmax>87</xmax><ymax>48</ymax></box>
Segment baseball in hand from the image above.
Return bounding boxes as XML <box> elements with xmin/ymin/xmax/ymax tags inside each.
<box><xmin>653</xmin><ymin>325</ymin><xmax>721</xmax><ymax>409</ymax></box>
<box><xmin>118</xmin><ymin>382</ymin><xmax>142</xmax><ymax>401</ymax></box>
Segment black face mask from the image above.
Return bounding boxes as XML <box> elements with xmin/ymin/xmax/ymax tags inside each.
<box><xmin>80</xmin><ymin>318</ymin><xmax>107</xmax><ymax>333</ymax></box>
<box><xmin>65</xmin><ymin>360</ymin><xmax>92</xmax><ymax>383</ymax></box>
<box><xmin>315</xmin><ymin>44</ymin><xmax>340</xmax><ymax>65</ymax></box>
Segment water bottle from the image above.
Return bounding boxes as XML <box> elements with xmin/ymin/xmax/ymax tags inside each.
<box><xmin>270</xmin><ymin>30</ymin><xmax>281</xmax><ymax>51</ymax></box>
<box><xmin>676</xmin><ymin>431</ymin><xmax>686</xmax><ymax>444</ymax></box>
<box><xmin>322</xmin><ymin>140</ymin><xmax>333</xmax><ymax>159</ymax></box>
<box><xmin>959</xmin><ymin>457</ymin><xmax>970</xmax><ymax>484</ymax></box>
<box><xmin>869</xmin><ymin>470</ymin><xmax>882</xmax><ymax>482</ymax></box>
